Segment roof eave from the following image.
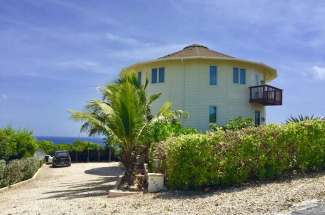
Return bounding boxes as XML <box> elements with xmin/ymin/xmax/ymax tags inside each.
<box><xmin>123</xmin><ymin>56</ymin><xmax>277</xmax><ymax>81</ymax></box>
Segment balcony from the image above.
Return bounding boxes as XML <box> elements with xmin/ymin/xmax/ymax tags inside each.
<box><xmin>249</xmin><ymin>85</ymin><xmax>282</xmax><ymax>106</ymax></box>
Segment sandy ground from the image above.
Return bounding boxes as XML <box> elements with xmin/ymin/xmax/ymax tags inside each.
<box><xmin>1</xmin><ymin>162</ymin><xmax>325</xmax><ymax>215</ymax></box>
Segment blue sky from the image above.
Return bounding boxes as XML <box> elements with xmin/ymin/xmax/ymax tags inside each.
<box><xmin>0</xmin><ymin>0</ymin><xmax>325</xmax><ymax>136</ymax></box>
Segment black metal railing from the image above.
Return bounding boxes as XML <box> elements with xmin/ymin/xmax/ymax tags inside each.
<box><xmin>249</xmin><ymin>85</ymin><xmax>282</xmax><ymax>105</ymax></box>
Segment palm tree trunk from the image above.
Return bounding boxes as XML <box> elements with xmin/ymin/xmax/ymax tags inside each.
<box><xmin>120</xmin><ymin>145</ymin><xmax>136</xmax><ymax>185</ymax></box>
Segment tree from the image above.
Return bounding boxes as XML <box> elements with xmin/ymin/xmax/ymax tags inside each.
<box><xmin>70</xmin><ymin>73</ymin><xmax>174</xmax><ymax>184</ymax></box>
<box><xmin>37</xmin><ymin>140</ymin><xmax>56</xmax><ymax>155</ymax></box>
<box><xmin>0</xmin><ymin>127</ymin><xmax>17</xmax><ymax>160</ymax></box>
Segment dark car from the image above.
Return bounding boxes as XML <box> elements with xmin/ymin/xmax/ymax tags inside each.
<box><xmin>52</xmin><ymin>151</ymin><xmax>71</xmax><ymax>167</ymax></box>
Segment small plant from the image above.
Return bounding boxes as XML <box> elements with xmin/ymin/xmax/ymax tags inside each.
<box><xmin>209</xmin><ymin>123</ymin><xmax>223</xmax><ymax>132</ymax></box>
<box><xmin>223</xmin><ymin>117</ymin><xmax>254</xmax><ymax>130</ymax></box>
<box><xmin>286</xmin><ymin>114</ymin><xmax>324</xmax><ymax>123</ymax></box>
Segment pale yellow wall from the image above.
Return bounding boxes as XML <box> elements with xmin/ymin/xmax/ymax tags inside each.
<box><xmin>132</xmin><ymin>59</ymin><xmax>267</xmax><ymax>131</ymax></box>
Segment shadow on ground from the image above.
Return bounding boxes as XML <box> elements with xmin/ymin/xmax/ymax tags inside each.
<box><xmin>40</xmin><ymin>166</ymin><xmax>124</xmax><ymax>200</ymax></box>
<box><xmin>85</xmin><ymin>166</ymin><xmax>123</xmax><ymax>176</ymax></box>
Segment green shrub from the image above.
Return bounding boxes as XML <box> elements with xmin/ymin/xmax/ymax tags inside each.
<box><xmin>223</xmin><ymin>117</ymin><xmax>254</xmax><ymax>130</ymax></box>
<box><xmin>0</xmin><ymin>158</ymin><xmax>42</xmax><ymax>188</ymax></box>
<box><xmin>0</xmin><ymin>160</ymin><xmax>6</xmax><ymax>187</ymax></box>
<box><xmin>0</xmin><ymin>127</ymin><xmax>37</xmax><ymax>160</ymax></box>
<box><xmin>0</xmin><ymin>128</ymin><xmax>17</xmax><ymax>160</ymax></box>
<box><xmin>153</xmin><ymin>120</ymin><xmax>325</xmax><ymax>190</ymax></box>
<box><xmin>144</xmin><ymin>121</ymin><xmax>198</xmax><ymax>144</ymax></box>
<box><xmin>37</xmin><ymin>140</ymin><xmax>56</xmax><ymax>155</ymax></box>
<box><xmin>15</xmin><ymin>130</ymin><xmax>37</xmax><ymax>158</ymax></box>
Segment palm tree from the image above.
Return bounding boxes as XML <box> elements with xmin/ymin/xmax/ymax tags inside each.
<box><xmin>70</xmin><ymin>72</ymin><xmax>174</xmax><ymax>184</ymax></box>
<box><xmin>286</xmin><ymin>114</ymin><xmax>325</xmax><ymax>123</ymax></box>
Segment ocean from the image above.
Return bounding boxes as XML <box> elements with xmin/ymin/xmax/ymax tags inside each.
<box><xmin>36</xmin><ymin>136</ymin><xmax>105</xmax><ymax>145</ymax></box>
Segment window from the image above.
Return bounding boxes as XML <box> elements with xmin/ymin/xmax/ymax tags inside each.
<box><xmin>137</xmin><ymin>72</ymin><xmax>142</xmax><ymax>84</ymax></box>
<box><xmin>233</xmin><ymin>67</ymin><xmax>239</xmax><ymax>83</ymax></box>
<box><xmin>209</xmin><ymin>106</ymin><xmax>217</xmax><ymax>123</ymax></box>
<box><xmin>151</xmin><ymin>67</ymin><xmax>165</xmax><ymax>83</ymax></box>
<box><xmin>209</xmin><ymin>65</ymin><xmax>217</xmax><ymax>85</ymax></box>
<box><xmin>158</xmin><ymin>67</ymin><xmax>165</xmax><ymax>83</ymax></box>
<box><xmin>240</xmin><ymin>68</ymin><xmax>246</xmax><ymax>84</ymax></box>
<box><xmin>233</xmin><ymin>67</ymin><xmax>246</xmax><ymax>85</ymax></box>
<box><xmin>151</xmin><ymin>68</ymin><xmax>157</xmax><ymax>83</ymax></box>
<box><xmin>255</xmin><ymin>111</ymin><xmax>261</xmax><ymax>126</ymax></box>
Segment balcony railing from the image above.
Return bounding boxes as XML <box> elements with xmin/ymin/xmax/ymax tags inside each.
<box><xmin>249</xmin><ymin>85</ymin><xmax>282</xmax><ymax>106</ymax></box>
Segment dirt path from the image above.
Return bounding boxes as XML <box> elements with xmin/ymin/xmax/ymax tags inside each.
<box><xmin>0</xmin><ymin>162</ymin><xmax>123</xmax><ymax>215</ymax></box>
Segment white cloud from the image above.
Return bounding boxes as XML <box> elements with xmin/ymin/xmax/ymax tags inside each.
<box><xmin>57</xmin><ymin>60</ymin><xmax>110</xmax><ymax>74</ymax></box>
<box><xmin>106</xmin><ymin>43</ymin><xmax>187</xmax><ymax>61</ymax></box>
<box><xmin>104</xmin><ymin>32</ymin><xmax>154</xmax><ymax>47</ymax></box>
<box><xmin>311</xmin><ymin>66</ymin><xmax>325</xmax><ymax>80</ymax></box>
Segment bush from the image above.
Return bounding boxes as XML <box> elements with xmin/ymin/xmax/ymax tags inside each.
<box><xmin>37</xmin><ymin>140</ymin><xmax>56</xmax><ymax>155</ymax></box>
<box><xmin>0</xmin><ymin>158</ymin><xmax>42</xmax><ymax>188</ymax></box>
<box><xmin>0</xmin><ymin>160</ymin><xmax>6</xmax><ymax>187</ymax></box>
<box><xmin>0</xmin><ymin>127</ymin><xmax>37</xmax><ymax>160</ymax></box>
<box><xmin>223</xmin><ymin>117</ymin><xmax>254</xmax><ymax>130</ymax></box>
<box><xmin>153</xmin><ymin>120</ymin><xmax>325</xmax><ymax>190</ymax></box>
<box><xmin>0</xmin><ymin>128</ymin><xmax>17</xmax><ymax>160</ymax></box>
<box><xmin>209</xmin><ymin>117</ymin><xmax>254</xmax><ymax>132</ymax></box>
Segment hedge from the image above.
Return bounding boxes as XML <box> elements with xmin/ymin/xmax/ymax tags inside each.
<box><xmin>152</xmin><ymin>120</ymin><xmax>325</xmax><ymax>190</ymax></box>
<box><xmin>0</xmin><ymin>158</ymin><xmax>42</xmax><ymax>188</ymax></box>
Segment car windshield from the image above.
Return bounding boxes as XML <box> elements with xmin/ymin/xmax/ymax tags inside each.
<box><xmin>55</xmin><ymin>152</ymin><xmax>69</xmax><ymax>157</ymax></box>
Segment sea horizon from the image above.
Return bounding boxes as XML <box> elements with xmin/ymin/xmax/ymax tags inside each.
<box><xmin>35</xmin><ymin>136</ymin><xmax>105</xmax><ymax>145</ymax></box>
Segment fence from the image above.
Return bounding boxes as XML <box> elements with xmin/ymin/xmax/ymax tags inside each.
<box><xmin>68</xmin><ymin>148</ymin><xmax>118</xmax><ymax>162</ymax></box>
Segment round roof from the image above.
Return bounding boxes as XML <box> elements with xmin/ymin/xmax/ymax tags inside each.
<box><xmin>125</xmin><ymin>44</ymin><xmax>277</xmax><ymax>81</ymax></box>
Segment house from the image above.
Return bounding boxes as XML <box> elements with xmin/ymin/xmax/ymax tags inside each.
<box><xmin>124</xmin><ymin>44</ymin><xmax>282</xmax><ymax>130</ymax></box>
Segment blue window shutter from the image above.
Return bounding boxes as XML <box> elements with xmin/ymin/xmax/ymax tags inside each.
<box><xmin>158</xmin><ymin>67</ymin><xmax>165</xmax><ymax>83</ymax></box>
<box><xmin>137</xmin><ymin>72</ymin><xmax>142</xmax><ymax>84</ymax></box>
<box><xmin>240</xmin><ymin>69</ymin><xmax>246</xmax><ymax>84</ymax></box>
<box><xmin>152</xmin><ymin>68</ymin><xmax>157</xmax><ymax>83</ymax></box>
<box><xmin>233</xmin><ymin>67</ymin><xmax>239</xmax><ymax>83</ymax></box>
<box><xmin>209</xmin><ymin>65</ymin><xmax>217</xmax><ymax>85</ymax></box>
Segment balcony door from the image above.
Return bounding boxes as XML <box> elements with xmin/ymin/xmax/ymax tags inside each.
<box><xmin>255</xmin><ymin>111</ymin><xmax>261</xmax><ymax>126</ymax></box>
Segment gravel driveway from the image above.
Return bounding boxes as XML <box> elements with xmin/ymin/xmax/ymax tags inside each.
<box><xmin>0</xmin><ymin>162</ymin><xmax>124</xmax><ymax>215</ymax></box>
<box><xmin>1</xmin><ymin>162</ymin><xmax>325</xmax><ymax>215</ymax></box>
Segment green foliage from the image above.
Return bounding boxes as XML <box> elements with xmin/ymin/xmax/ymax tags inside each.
<box><xmin>54</xmin><ymin>143</ymin><xmax>72</xmax><ymax>152</ymax></box>
<box><xmin>0</xmin><ymin>128</ymin><xmax>17</xmax><ymax>160</ymax></box>
<box><xmin>286</xmin><ymin>114</ymin><xmax>324</xmax><ymax>123</ymax></box>
<box><xmin>0</xmin><ymin>160</ymin><xmax>5</xmax><ymax>187</ymax></box>
<box><xmin>153</xmin><ymin>120</ymin><xmax>325</xmax><ymax>190</ymax></box>
<box><xmin>0</xmin><ymin>127</ymin><xmax>37</xmax><ymax>160</ymax></box>
<box><xmin>144</xmin><ymin>120</ymin><xmax>198</xmax><ymax>144</ymax></box>
<box><xmin>70</xmin><ymin>72</ymin><xmax>186</xmax><ymax>183</ymax></box>
<box><xmin>14</xmin><ymin>130</ymin><xmax>37</xmax><ymax>158</ymax></box>
<box><xmin>0</xmin><ymin>158</ymin><xmax>42</xmax><ymax>188</ymax></box>
<box><xmin>37</xmin><ymin>140</ymin><xmax>57</xmax><ymax>155</ymax></box>
<box><xmin>209</xmin><ymin>117</ymin><xmax>254</xmax><ymax>132</ymax></box>
<box><xmin>223</xmin><ymin>117</ymin><xmax>254</xmax><ymax>130</ymax></box>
